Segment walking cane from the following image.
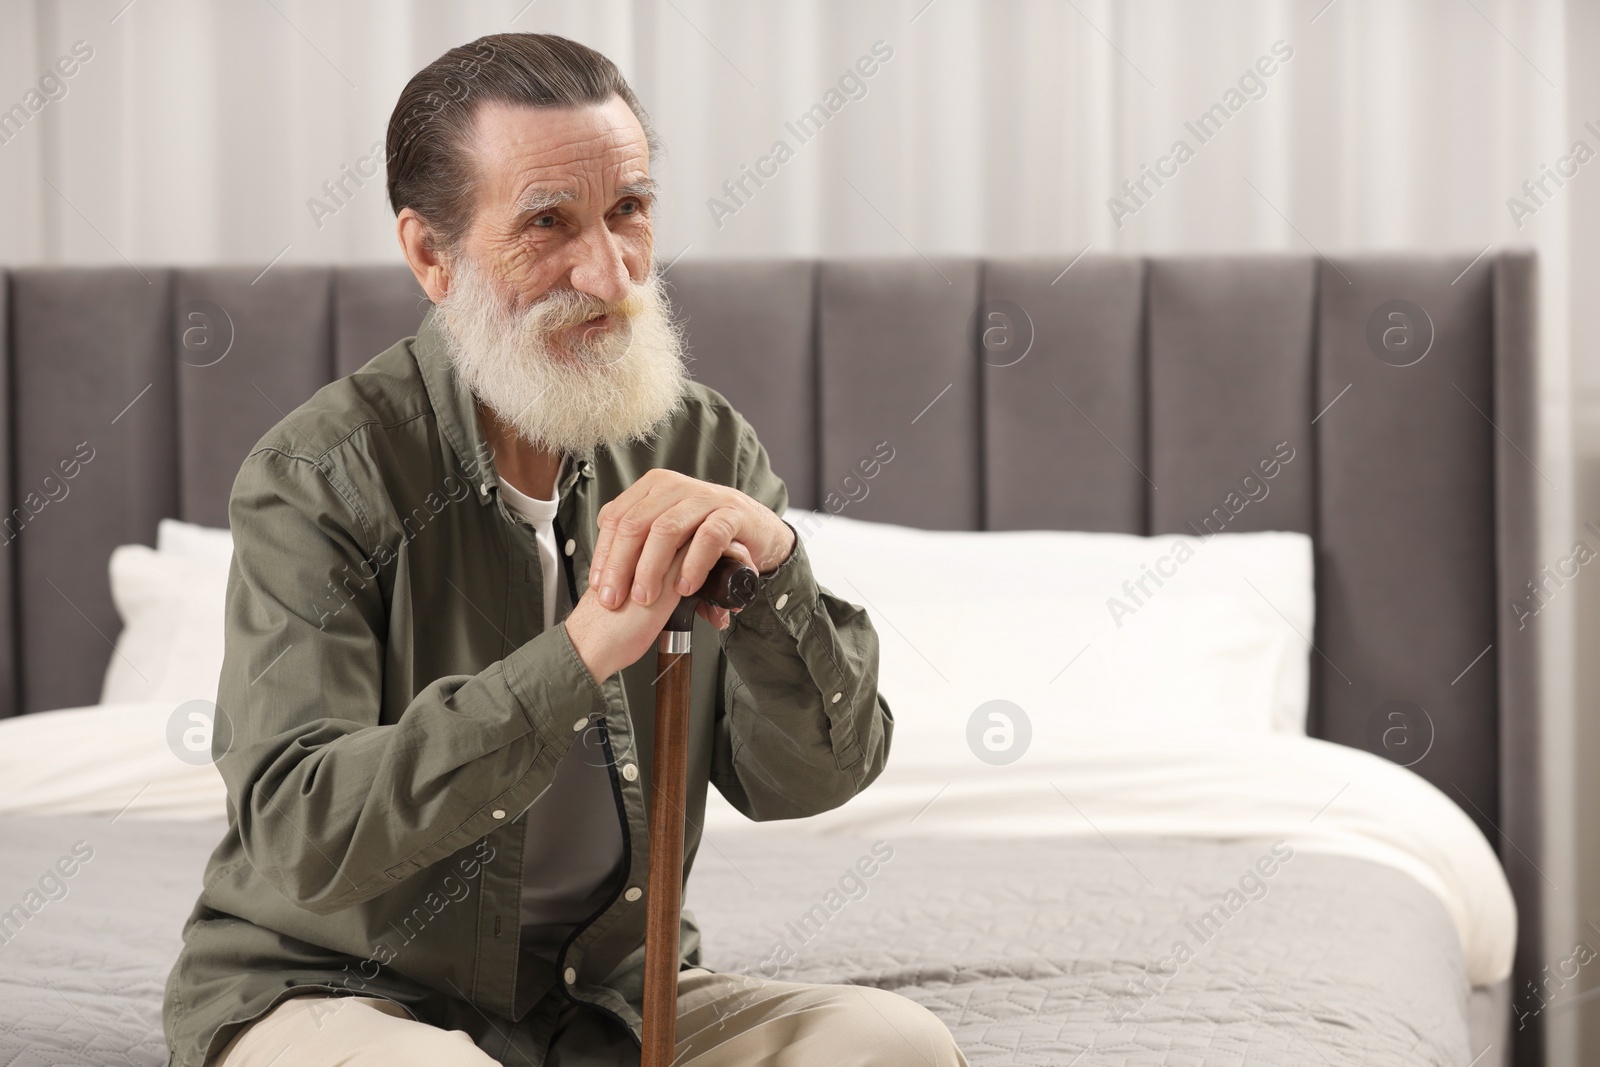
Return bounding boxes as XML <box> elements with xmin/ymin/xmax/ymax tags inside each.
<box><xmin>641</xmin><ymin>554</ymin><xmax>758</xmax><ymax>1067</ymax></box>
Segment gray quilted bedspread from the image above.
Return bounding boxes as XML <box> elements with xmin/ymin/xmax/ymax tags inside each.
<box><xmin>0</xmin><ymin>816</ymin><xmax>1472</xmax><ymax>1066</ymax></box>
<box><xmin>685</xmin><ymin>831</ymin><xmax>1474</xmax><ymax>1066</ymax></box>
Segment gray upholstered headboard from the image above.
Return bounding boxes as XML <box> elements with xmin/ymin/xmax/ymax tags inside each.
<box><xmin>0</xmin><ymin>253</ymin><xmax>1543</xmax><ymax>1060</ymax></box>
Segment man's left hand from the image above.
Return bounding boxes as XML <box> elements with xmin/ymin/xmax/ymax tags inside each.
<box><xmin>587</xmin><ymin>469</ymin><xmax>796</xmax><ymax>623</ymax></box>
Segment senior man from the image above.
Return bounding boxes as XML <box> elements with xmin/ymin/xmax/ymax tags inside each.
<box><xmin>161</xmin><ymin>31</ymin><xmax>967</xmax><ymax>1067</ymax></box>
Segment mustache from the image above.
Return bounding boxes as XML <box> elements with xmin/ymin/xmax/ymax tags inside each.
<box><xmin>512</xmin><ymin>280</ymin><xmax>652</xmax><ymax>334</ymax></box>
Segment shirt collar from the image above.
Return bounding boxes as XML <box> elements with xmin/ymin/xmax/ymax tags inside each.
<box><xmin>412</xmin><ymin>304</ymin><xmax>592</xmax><ymax>505</ymax></box>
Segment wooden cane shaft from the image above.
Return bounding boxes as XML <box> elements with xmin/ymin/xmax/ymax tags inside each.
<box><xmin>641</xmin><ymin>646</ymin><xmax>693</xmax><ymax>1067</ymax></box>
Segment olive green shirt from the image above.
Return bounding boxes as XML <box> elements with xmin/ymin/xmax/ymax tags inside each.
<box><xmin>161</xmin><ymin>306</ymin><xmax>893</xmax><ymax>1066</ymax></box>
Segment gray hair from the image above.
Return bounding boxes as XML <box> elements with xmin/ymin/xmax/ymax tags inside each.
<box><xmin>386</xmin><ymin>33</ymin><xmax>662</xmax><ymax>254</ymax></box>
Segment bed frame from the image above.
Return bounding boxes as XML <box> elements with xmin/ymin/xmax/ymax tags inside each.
<box><xmin>0</xmin><ymin>253</ymin><xmax>1543</xmax><ymax>1064</ymax></box>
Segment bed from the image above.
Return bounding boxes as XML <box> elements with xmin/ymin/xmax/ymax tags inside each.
<box><xmin>0</xmin><ymin>815</ymin><xmax>1507</xmax><ymax>1067</ymax></box>
<box><xmin>0</xmin><ymin>253</ymin><xmax>1541</xmax><ymax>1066</ymax></box>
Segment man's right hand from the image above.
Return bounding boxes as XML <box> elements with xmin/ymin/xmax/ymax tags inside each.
<box><xmin>563</xmin><ymin>539</ymin><xmax>752</xmax><ymax>684</ymax></box>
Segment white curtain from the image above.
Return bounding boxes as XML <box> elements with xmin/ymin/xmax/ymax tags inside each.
<box><xmin>1</xmin><ymin>0</ymin><xmax>1593</xmax><ymax>1061</ymax></box>
<box><xmin>0</xmin><ymin>0</ymin><xmax>1568</xmax><ymax>265</ymax></box>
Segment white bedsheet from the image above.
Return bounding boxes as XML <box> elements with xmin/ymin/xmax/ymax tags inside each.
<box><xmin>0</xmin><ymin>701</ymin><xmax>226</xmax><ymax>821</ymax></box>
<box><xmin>704</xmin><ymin>725</ymin><xmax>1516</xmax><ymax>987</ymax></box>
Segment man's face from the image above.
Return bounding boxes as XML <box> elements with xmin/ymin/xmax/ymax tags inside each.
<box><xmin>456</xmin><ymin>93</ymin><xmax>654</xmax><ymax>329</ymax></box>
<box><xmin>432</xmin><ymin>95</ymin><xmax>688</xmax><ymax>460</ymax></box>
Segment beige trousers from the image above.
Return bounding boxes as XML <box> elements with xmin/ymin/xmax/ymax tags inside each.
<box><xmin>210</xmin><ymin>966</ymin><xmax>970</xmax><ymax>1067</ymax></box>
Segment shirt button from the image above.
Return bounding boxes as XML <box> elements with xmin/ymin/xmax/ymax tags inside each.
<box><xmin>479</xmin><ymin>484</ymin><xmax>490</xmax><ymax>497</ymax></box>
<box><xmin>572</xmin><ymin>717</ymin><xmax>587</xmax><ymax>733</ymax></box>
<box><xmin>621</xmin><ymin>763</ymin><xmax>638</xmax><ymax>781</ymax></box>
<box><xmin>774</xmin><ymin>593</ymin><xmax>789</xmax><ymax>610</ymax></box>
<box><xmin>492</xmin><ymin>809</ymin><xmax>506</xmax><ymax>819</ymax></box>
<box><xmin>564</xmin><ymin>967</ymin><xmax>577</xmax><ymax>984</ymax></box>
<box><xmin>564</xmin><ymin>538</ymin><xmax>576</xmax><ymax>556</ymax></box>
<box><xmin>625</xmin><ymin>886</ymin><xmax>642</xmax><ymax>902</ymax></box>
<box><xmin>831</xmin><ymin>692</ymin><xmax>842</xmax><ymax>703</ymax></box>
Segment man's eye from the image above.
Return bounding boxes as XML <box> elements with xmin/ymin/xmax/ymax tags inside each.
<box><xmin>532</xmin><ymin>214</ymin><xmax>556</xmax><ymax>229</ymax></box>
<box><xmin>618</xmin><ymin>198</ymin><xmax>644</xmax><ymax>216</ymax></box>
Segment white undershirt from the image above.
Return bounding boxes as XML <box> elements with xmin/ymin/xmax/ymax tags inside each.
<box><xmin>497</xmin><ymin>457</ymin><xmax>624</xmax><ymax>964</ymax></box>
<box><xmin>497</xmin><ymin>458</ymin><xmax>568</xmax><ymax>631</ymax></box>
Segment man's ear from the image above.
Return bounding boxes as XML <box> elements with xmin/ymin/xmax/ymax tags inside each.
<box><xmin>397</xmin><ymin>208</ymin><xmax>451</xmax><ymax>303</ymax></box>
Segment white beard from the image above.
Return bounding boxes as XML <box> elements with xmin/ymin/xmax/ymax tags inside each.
<box><xmin>433</xmin><ymin>254</ymin><xmax>689</xmax><ymax>463</ymax></box>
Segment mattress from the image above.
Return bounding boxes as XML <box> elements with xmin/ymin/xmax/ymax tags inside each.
<box><xmin>0</xmin><ymin>815</ymin><xmax>1503</xmax><ymax>1066</ymax></box>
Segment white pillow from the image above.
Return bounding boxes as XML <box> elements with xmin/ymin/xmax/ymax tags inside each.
<box><xmin>784</xmin><ymin>509</ymin><xmax>1314</xmax><ymax>748</ymax></box>
<box><xmin>103</xmin><ymin>510</ymin><xmax>1312</xmax><ymax>737</ymax></box>
<box><xmin>157</xmin><ymin>517</ymin><xmax>235</xmax><ymax>566</ymax></box>
<box><xmin>101</xmin><ymin>544</ymin><xmax>230</xmax><ymax>706</ymax></box>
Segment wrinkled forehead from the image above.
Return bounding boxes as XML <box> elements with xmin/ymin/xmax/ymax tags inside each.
<box><xmin>464</xmin><ymin>96</ymin><xmax>651</xmax><ymax>215</ymax></box>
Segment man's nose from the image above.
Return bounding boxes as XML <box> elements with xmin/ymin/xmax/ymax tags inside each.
<box><xmin>567</xmin><ymin>224</ymin><xmax>634</xmax><ymax>306</ymax></box>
